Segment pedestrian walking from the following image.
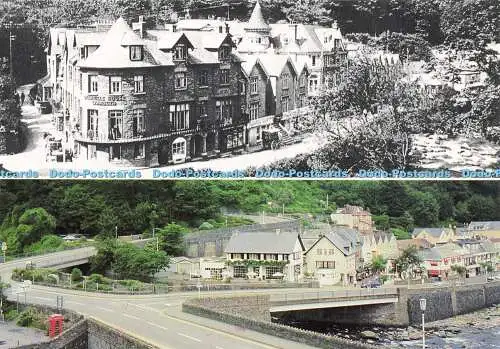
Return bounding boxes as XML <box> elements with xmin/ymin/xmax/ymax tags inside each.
<box><xmin>14</xmin><ymin>92</ymin><xmax>20</xmax><ymax>105</ymax></box>
<box><xmin>20</xmin><ymin>92</ymin><xmax>25</xmax><ymax>105</ymax></box>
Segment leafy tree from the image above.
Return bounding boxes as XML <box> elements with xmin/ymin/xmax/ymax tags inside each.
<box><xmin>56</xmin><ymin>184</ymin><xmax>105</xmax><ymax>235</ymax></box>
<box><xmin>373</xmin><ymin>215</ymin><xmax>390</xmax><ymax>231</ymax></box>
<box><xmin>15</xmin><ymin>208</ymin><xmax>56</xmax><ymax>248</ymax></box>
<box><xmin>440</xmin><ymin>0</ymin><xmax>500</xmax><ymax>48</ymax></box>
<box><xmin>390</xmin><ymin>228</ymin><xmax>410</xmax><ymax>240</ymax></box>
<box><xmin>394</xmin><ymin>245</ymin><xmax>423</xmax><ymax>279</ymax></box>
<box><xmin>370</xmin><ymin>255</ymin><xmax>387</xmax><ymax>274</ymax></box>
<box><xmin>157</xmin><ymin>223</ymin><xmax>187</xmax><ymax>256</ymax></box>
<box><xmin>409</xmin><ymin>191</ymin><xmax>439</xmax><ymax>226</ymax></box>
<box><xmin>71</xmin><ymin>268</ymin><xmax>83</xmax><ymax>282</ymax></box>
<box><xmin>377</xmin><ymin>32</ymin><xmax>432</xmax><ymax>61</ymax></box>
<box><xmin>281</xmin><ymin>0</ymin><xmax>330</xmax><ymax>25</ymax></box>
<box><xmin>97</xmin><ymin>206</ymin><xmax>118</xmax><ymax>238</ymax></box>
<box><xmin>479</xmin><ymin>261</ymin><xmax>494</xmax><ymax>276</ymax></box>
<box><xmin>112</xmin><ymin>243</ymin><xmax>169</xmax><ymax>281</ymax></box>
<box><xmin>450</xmin><ymin>264</ymin><xmax>466</xmax><ymax>278</ymax></box>
<box><xmin>89</xmin><ymin>239</ymin><xmax>117</xmax><ymax>274</ymax></box>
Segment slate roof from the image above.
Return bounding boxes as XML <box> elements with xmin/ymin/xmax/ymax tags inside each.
<box><xmin>256</xmin><ymin>54</ymin><xmax>297</xmax><ymax>77</ymax></box>
<box><xmin>412</xmin><ymin>228</ymin><xmax>449</xmax><ymax>238</ymax></box>
<box><xmin>397</xmin><ymin>238</ymin><xmax>432</xmax><ymax>250</ymax></box>
<box><xmin>224</xmin><ymin>232</ymin><xmax>303</xmax><ymax>254</ymax></box>
<box><xmin>78</xmin><ymin>18</ymin><xmax>174</xmax><ymax>69</ymax></box>
<box><xmin>469</xmin><ymin>221</ymin><xmax>500</xmax><ymax>231</ymax></box>
<box><xmin>245</xmin><ymin>0</ymin><xmax>269</xmax><ymax>31</ymax></box>
<box><xmin>184</xmin><ymin>32</ymin><xmax>234</xmax><ymax>50</ymax></box>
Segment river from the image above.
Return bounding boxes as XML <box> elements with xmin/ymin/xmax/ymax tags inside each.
<box><xmin>283</xmin><ymin>305</ymin><xmax>500</xmax><ymax>348</ymax></box>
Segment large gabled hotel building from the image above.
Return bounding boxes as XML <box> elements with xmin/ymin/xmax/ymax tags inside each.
<box><xmin>44</xmin><ymin>1</ymin><xmax>347</xmax><ymax>166</ymax></box>
<box><xmin>49</xmin><ymin>17</ymin><xmax>246</xmax><ymax>166</ymax></box>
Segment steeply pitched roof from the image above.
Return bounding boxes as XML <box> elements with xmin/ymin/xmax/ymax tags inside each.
<box><xmin>412</xmin><ymin>228</ymin><xmax>450</xmax><ymax>238</ymax></box>
<box><xmin>256</xmin><ymin>54</ymin><xmax>297</xmax><ymax>77</ymax></box>
<box><xmin>397</xmin><ymin>238</ymin><xmax>432</xmax><ymax>250</ymax></box>
<box><xmin>184</xmin><ymin>31</ymin><xmax>235</xmax><ymax>50</ymax></box>
<box><xmin>224</xmin><ymin>232</ymin><xmax>303</xmax><ymax>254</ymax></box>
<box><xmin>245</xmin><ymin>0</ymin><xmax>269</xmax><ymax>31</ymax></box>
<box><xmin>79</xmin><ymin>17</ymin><xmax>173</xmax><ymax>68</ymax></box>
<box><xmin>469</xmin><ymin>221</ymin><xmax>500</xmax><ymax>231</ymax></box>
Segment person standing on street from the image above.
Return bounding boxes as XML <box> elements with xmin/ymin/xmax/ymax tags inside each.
<box><xmin>20</xmin><ymin>92</ymin><xmax>25</xmax><ymax>105</ymax></box>
<box><xmin>14</xmin><ymin>92</ymin><xmax>20</xmax><ymax>105</ymax></box>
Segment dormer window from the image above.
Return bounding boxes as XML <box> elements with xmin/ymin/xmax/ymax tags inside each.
<box><xmin>174</xmin><ymin>45</ymin><xmax>186</xmax><ymax>61</ymax></box>
<box><xmin>130</xmin><ymin>45</ymin><xmax>143</xmax><ymax>61</ymax></box>
<box><xmin>219</xmin><ymin>45</ymin><xmax>231</xmax><ymax>60</ymax></box>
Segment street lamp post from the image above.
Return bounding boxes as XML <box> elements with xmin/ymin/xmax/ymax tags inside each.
<box><xmin>419</xmin><ymin>298</ymin><xmax>426</xmax><ymax>349</ymax></box>
<box><xmin>9</xmin><ymin>21</ymin><xmax>15</xmax><ymax>78</ymax></box>
<box><xmin>115</xmin><ymin>226</ymin><xmax>118</xmax><ymax>239</ymax></box>
<box><xmin>152</xmin><ymin>227</ymin><xmax>160</xmax><ymax>252</ymax></box>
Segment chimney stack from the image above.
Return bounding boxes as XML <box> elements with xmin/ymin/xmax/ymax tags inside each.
<box><xmin>225</xmin><ymin>23</ymin><xmax>230</xmax><ymax>34</ymax></box>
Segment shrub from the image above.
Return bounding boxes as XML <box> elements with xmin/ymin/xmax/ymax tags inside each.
<box><xmin>198</xmin><ymin>222</ymin><xmax>214</xmax><ymax>230</ymax></box>
<box><xmin>88</xmin><ymin>273</ymin><xmax>111</xmax><ymax>285</ymax></box>
<box><xmin>16</xmin><ymin>307</ymin><xmax>47</xmax><ymax>330</ymax></box>
<box><xmin>4</xmin><ymin>309</ymin><xmax>18</xmax><ymax>321</ymax></box>
<box><xmin>46</xmin><ymin>274</ymin><xmax>59</xmax><ymax>284</ymax></box>
<box><xmin>71</xmin><ymin>268</ymin><xmax>83</xmax><ymax>282</ymax></box>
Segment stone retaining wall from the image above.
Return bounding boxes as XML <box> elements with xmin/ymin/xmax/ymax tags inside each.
<box><xmin>407</xmin><ymin>282</ymin><xmax>500</xmax><ymax>324</ymax></box>
<box><xmin>14</xmin><ymin>319</ymin><xmax>87</xmax><ymax>349</ymax></box>
<box><xmin>182</xmin><ymin>296</ymin><xmax>378</xmax><ymax>349</ymax></box>
<box><xmin>87</xmin><ymin>318</ymin><xmax>157</xmax><ymax>349</ymax></box>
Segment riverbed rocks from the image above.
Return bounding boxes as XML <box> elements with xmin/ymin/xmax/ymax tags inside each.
<box><xmin>360</xmin><ymin>330</ymin><xmax>379</xmax><ymax>340</ymax></box>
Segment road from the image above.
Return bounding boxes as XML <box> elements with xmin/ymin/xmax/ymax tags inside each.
<box><xmin>0</xmin><ymin>249</ymin><xmax>321</xmax><ymax>349</ymax></box>
<box><xmin>0</xmin><ymin>102</ymin><xmax>327</xmax><ymax>177</ymax></box>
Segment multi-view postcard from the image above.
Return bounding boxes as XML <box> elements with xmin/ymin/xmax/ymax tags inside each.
<box><xmin>0</xmin><ymin>0</ymin><xmax>498</xmax><ymax>179</ymax></box>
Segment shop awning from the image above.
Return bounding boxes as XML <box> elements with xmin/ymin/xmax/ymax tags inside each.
<box><xmin>428</xmin><ymin>270</ymin><xmax>440</xmax><ymax>276</ymax></box>
<box><xmin>36</xmin><ymin>75</ymin><xmax>52</xmax><ymax>87</ymax></box>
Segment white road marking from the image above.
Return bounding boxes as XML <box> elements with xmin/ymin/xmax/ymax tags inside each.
<box><xmin>33</xmin><ymin>296</ymin><xmax>52</xmax><ymax>301</ymax></box>
<box><xmin>216</xmin><ymin>346</ymin><xmax>225</xmax><ymax>349</ymax></box>
<box><xmin>146</xmin><ymin>321</ymin><xmax>169</xmax><ymax>331</ymax></box>
<box><xmin>96</xmin><ymin>306</ymin><xmax>114</xmax><ymax>313</ymax></box>
<box><xmin>177</xmin><ymin>332</ymin><xmax>202</xmax><ymax>342</ymax></box>
<box><xmin>123</xmin><ymin>313</ymin><xmax>141</xmax><ymax>320</ymax></box>
<box><xmin>67</xmin><ymin>301</ymin><xmax>85</xmax><ymax>306</ymax></box>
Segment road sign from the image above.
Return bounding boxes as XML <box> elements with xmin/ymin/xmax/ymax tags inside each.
<box><xmin>1</xmin><ymin>242</ymin><xmax>7</xmax><ymax>251</ymax></box>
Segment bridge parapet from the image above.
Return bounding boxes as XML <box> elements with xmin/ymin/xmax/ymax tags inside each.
<box><xmin>270</xmin><ymin>287</ymin><xmax>399</xmax><ymax>306</ymax></box>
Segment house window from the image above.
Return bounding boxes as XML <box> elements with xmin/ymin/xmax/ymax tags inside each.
<box><xmin>300</xmin><ymin>75</ymin><xmax>305</xmax><ymax>87</ymax></box>
<box><xmin>134</xmin><ymin>75</ymin><xmax>144</xmax><ymax>93</ymax></box>
<box><xmin>311</xmin><ymin>55</ymin><xmax>316</xmax><ymax>66</ymax></box>
<box><xmin>88</xmin><ymin>75</ymin><xmax>98</xmax><ymax>93</ymax></box>
<box><xmin>175</xmin><ymin>72</ymin><xmax>187</xmax><ymax>90</ymax></box>
<box><xmin>216</xmin><ymin>99</ymin><xmax>232</xmax><ymax>125</ymax></box>
<box><xmin>219</xmin><ymin>45</ymin><xmax>231</xmax><ymax>60</ymax></box>
<box><xmin>132</xmin><ymin>109</ymin><xmax>145</xmax><ymax>136</ymax></box>
<box><xmin>87</xmin><ymin>109</ymin><xmax>99</xmax><ymax>138</ymax></box>
<box><xmin>316</xmin><ymin>261</ymin><xmax>335</xmax><ymax>269</ymax></box>
<box><xmin>266</xmin><ymin>266</ymin><xmax>283</xmax><ymax>279</ymax></box>
<box><xmin>265</xmin><ymin>254</ymin><xmax>278</xmax><ymax>260</ymax></box>
<box><xmin>281</xmin><ymin>96</ymin><xmax>290</xmax><ymax>112</ymax></box>
<box><xmin>226</xmin><ymin>132</ymin><xmax>243</xmax><ymax>149</ymax></box>
<box><xmin>109</xmin><ymin>76</ymin><xmax>122</xmax><ymax>94</ymax></box>
<box><xmin>282</xmin><ymin>73</ymin><xmax>289</xmax><ymax>90</ymax></box>
<box><xmin>198</xmin><ymin>70</ymin><xmax>208</xmax><ymax>86</ymax></box>
<box><xmin>108</xmin><ymin>110</ymin><xmax>123</xmax><ymax>140</ymax></box>
<box><xmin>130</xmin><ymin>46</ymin><xmax>143</xmax><ymax>61</ymax></box>
<box><xmin>249</xmin><ymin>253</ymin><xmax>260</xmax><ymax>260</ymax></box>
<box><xmin>172</xmin><ymin>138</ymin><xmax>186</xmax><ymax>155</ymax></box>
<box><xmin>256</xmin><ymin>126</ymin><xmax>261</xmax><ymax>141</ymax></box>
<box><xmin>198</xmin><ymin>101</ymin><xmax>207</xmax><ymax>117</ymax></box>
<box><xmin>169</xmin><ymin>103</ymin><xmax>190</xmax><ymax>130</ymax></box>
<box><xmin>134</xmin><ymin>143</ymin><xmax>145</xmax><ymax>159</ymax></box>
<box><xmin>174</xmin><ymin>45</ymin><xmax>186</xmax><ymax>60</ymax></box>
<box><xmin>283</xmin><ymin>254</ymin><xmax>289</xmax><ymax>261</ymax></box>
<box><xmin>294</xmin><ymin>252</ymin><xmax>300</xmax><ymax>260</ymax></box>
<box><xmin>309</xmin><ymin>76</ymin><xmax>318</xmax><ymax>93</ymax></box>
<box><xmin>250</xmin><ymin>77</ymin><xmax>258</xmax><ymax>94</ymax></box>
<box><xmin>233</xmin><ymin>266</ymin><xmax>247</xmax><ymax>278</ymax></box>
<box><xmin>220</xmin><ymin>69</ymin><xmax>230</xmax><ymax>85</ymax></box>
<box><xmin>249</xmin><ymin>102</ymin><xmax>259</xmax><ymax>120</ymax></box>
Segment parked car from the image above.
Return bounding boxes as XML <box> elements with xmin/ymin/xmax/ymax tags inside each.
<box><xmin>361</xmin><ymin>277</ymin><xmax>381</xmax><ymax>288</ymax></box>
<box><xmin>62</xmin><ymin>234</ymin><xmax>84</xmax><ymax>241</ymax></box>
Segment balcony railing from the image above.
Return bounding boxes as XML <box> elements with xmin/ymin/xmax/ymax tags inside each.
<box><xmin>73</xmin><ymin>119</ymin><xmax>247</xmax><ymax>144</ymax></box>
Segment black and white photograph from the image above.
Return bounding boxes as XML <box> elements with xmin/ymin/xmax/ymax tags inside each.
<box><xmin>0</xmin><ymin>0</ymin><xmax>498</xmax><ymax>178</ymax></box>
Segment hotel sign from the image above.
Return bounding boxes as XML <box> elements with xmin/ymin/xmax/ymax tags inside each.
<box><xmin>85</xmin><ymin>94</ymin><xmax>127</xmax><ymax>106</ymax></box>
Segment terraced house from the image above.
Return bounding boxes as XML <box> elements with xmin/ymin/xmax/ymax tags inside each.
<box><xmin>46</xmin><ymin>17</ymin><xmax>246</xmax><ymax>166</ymax></box>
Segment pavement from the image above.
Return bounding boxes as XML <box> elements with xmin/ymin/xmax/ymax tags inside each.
<box><xmin>0</xmin><ymin>249</ymin><xmax>322</xmax><ymax>349</ymax></box>
<box><xmin>0</xmin><ymin>321</ymin><xmax>47</xmax><ymax>348</ymax></box>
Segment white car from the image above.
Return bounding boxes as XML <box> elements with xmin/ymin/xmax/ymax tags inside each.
<box><xmin>62</xmin><ymin>234</ymin><xmax>85</xmax><ymax>241</ymax></box>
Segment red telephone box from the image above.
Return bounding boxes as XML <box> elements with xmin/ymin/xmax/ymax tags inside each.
<box><xmin>48</xmin><ymin>314</ymin><xmax>64</xmax><ymax>337</ymax></box>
